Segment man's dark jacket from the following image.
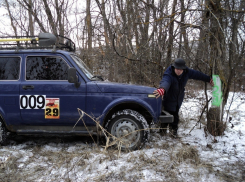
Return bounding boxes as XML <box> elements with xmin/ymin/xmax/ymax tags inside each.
<box><xmin>160</xmin><ymin>66</ymin><xmax>211</xmax><ymax>112</ymax></box>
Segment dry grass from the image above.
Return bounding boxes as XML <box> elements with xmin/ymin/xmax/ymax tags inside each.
<box><xmin>174</xmin><ymin>145</ymin><xmax>200</xmax><ymax>165</ymax></box>
<box><xmin>0</xmin><ymin>132</ymin><xmax>244</xmax><ymax>182</ymax></box>
<box><xmin>0</xmin><ymin>106</ymin><xmax>244</xmax><ymax>181</ymax></box>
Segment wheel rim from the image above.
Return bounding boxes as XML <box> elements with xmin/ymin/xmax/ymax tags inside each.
<box><xmin>111</xmin><ymin>118</ymin><xmax>140</xmax><ymax>148</ymax></box>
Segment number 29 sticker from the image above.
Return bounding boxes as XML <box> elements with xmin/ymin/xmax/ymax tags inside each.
<box><xmin>45</xmin><ymin>98</ymin><xmax>60</xmax><ymax>119</ymax></box>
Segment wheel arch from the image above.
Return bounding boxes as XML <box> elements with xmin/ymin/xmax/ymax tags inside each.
<box><xmin>101</xmin><ymin>100</ymin><xmax>155</xmax><ymax>128</ymax></box>
<box><xmin>0</xmin><ymin>109</ymin><xmax>13</xmax><ymax>132</ymax></box>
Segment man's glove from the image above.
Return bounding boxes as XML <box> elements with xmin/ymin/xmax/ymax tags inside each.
<box><xmin>210</xmin><ymin>78</ymin><xmax>214</xmax><ymax>87</ymax></box>
<box><xmin>153</xmin><ymin>88</ymin><xmax>165</xmax><ymax>99</ymax></box>
<box><xmin>157</xmin><ymin>88</ymin><xmax>165</xmax><ymax>96</ymax></box>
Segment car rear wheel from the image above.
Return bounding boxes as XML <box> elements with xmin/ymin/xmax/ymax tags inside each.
<box><xmin>107</xmin><ymin>109</ymin><xmax>149</xmax><ymax>151</ymax></box>
<box><xmin>0</xmin><ymin>120</ymin><xmax>7</xmax><ymax>145</ymax></box>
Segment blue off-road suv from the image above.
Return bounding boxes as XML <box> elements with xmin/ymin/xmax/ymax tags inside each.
<box><xmin>0</xmin><ymin>33</ymin><xmax>172</xmax><ymax>150</ymax></box>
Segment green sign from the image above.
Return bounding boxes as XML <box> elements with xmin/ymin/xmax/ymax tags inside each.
<box><xmin>212</xmin><ymin>75</ymin><xmax>222</xmax><ymax>107</ymax></box>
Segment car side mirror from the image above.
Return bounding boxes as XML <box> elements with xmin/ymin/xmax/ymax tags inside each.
<box><xmin>68</xmin><ymin>67</ymin><xmax>81</xmax><ymax>88</ymax></box>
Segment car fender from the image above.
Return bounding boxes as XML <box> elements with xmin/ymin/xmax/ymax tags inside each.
<box><xmin>100</xmin><ymin>97</ymin><xmax>157</xmax><ymax>125</ymax></box>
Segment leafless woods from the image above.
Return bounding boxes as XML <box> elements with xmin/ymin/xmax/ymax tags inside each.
<box><xmin>1</xmin><ymin>0</ymin><xmax>245</xmax><ymax>126</ymax></box>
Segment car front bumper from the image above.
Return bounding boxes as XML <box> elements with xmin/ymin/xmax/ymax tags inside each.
<box><xmin>159</xmin><ymin>110</ymin><xmax>174</xmax><ymax>123</ymax></box>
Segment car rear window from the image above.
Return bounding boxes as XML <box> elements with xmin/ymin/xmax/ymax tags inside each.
<box><xmin>0</xmin><ymin>57</ymin><xmax>21</xmax><ymax>80</ymax></box>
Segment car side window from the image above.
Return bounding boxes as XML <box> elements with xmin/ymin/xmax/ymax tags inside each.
<box><xmin>0</xmin><ymin>57</ymin><xmax>21</xmax><ymax>80</ymax></box>
<box><xmin>26</xmin><ymin>56</ymin><xmax>69</xmax><ymax>80</ymax></box>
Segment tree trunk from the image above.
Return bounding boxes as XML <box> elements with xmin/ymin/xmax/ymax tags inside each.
<box><xmin>207</xmin><ymin>107</ymin><xmax>226</xmax><ymax>136</ymax></box>
<box><xmin>178</xmin><ymin>0</ymin><xmax>190</xmax><ymax>64</ymax></box>
<box><xmin>19</xmin><ymin>0</ymin><xmax>47</xmax><ymax>33</ymax></box>
<box><xmin>43</xmin><ymin>0</ymin><xmax>57</xmax><ymax>35</ymax></box>
<box><xmin>28</xmin><ymin>0</ymin><xmax>34</xmax><ymax>36</ymax></box>
<box><xmin>194</xmin><ymin>0</ymin><xmax>209</xmax><ymax>70</ymax></box>
<box><xmin>55</xmin><ymin>0</ymin><xmax>65</xmax><ymax>37</ymax></box>
<box><xmin>5</xmin><ymin>0</ymin><xmax>18</xmax><ymax>36</ymax></box>
<box><xmin>166</xmin><ymin>0</ymin><xmax>177</xmax><ymax>66</ymax></box>
<box><xmin>86</xmin><ymin>0</ymin><xmax>93</xmax><ymax>69</ymax></box>
<box><xmin>207</xmin><ymin>0</ymin><xmax>226</xmax><ymax>136</ymax></box>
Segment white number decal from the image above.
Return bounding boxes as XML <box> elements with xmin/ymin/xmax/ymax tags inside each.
<box><xmin>20</xmin><ymin>95</ymin><xmax>46</xmax><ymax>109</ymax></box>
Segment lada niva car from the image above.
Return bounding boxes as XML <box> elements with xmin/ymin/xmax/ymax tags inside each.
<box><xmin>0</xmin><ymin>33</ymin><xmax>173</xmax><ymax>150</ymax></box>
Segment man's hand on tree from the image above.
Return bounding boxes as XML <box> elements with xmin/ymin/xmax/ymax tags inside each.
<box><xmin>210</xmin><ymin>79</ymin><xmax>214</xmax><ymax>87</ymax></box>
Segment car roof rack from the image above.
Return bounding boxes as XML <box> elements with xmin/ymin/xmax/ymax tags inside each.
<box><xmin>0</xmin><ymin>33</ymin><xmax>76</xmax><ymax>52</ymax></box>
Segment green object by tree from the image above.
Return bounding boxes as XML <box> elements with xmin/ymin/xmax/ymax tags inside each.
<box><xmin>212</xmin><ymin>75</ymin><xmax>223</xmax><ymax>107</ymax></box>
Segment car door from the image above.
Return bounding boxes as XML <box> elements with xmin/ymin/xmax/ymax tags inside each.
<box><xmin>19</xmin><ymin>54</ymin><xmax>86</xmax><ymax>126</ymax></box>
<box><xmin>0</xmin><ymin>56</ymin><xmax>21</xmax><ymax>126</ymax></box>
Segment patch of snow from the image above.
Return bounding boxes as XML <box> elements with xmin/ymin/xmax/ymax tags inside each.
<box><xmin>0</xmin><ymin>91</ymin><xmax>244</xmax><ymax>181</ymax></box>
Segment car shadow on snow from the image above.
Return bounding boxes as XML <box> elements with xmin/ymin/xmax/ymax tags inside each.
<box><xmin>6</xmin><ymin>134</ymin><xmax>104</xmax><ymax>147</ymax></box>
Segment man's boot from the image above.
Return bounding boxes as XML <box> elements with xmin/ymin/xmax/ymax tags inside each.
<box><xmin>160</xmin><ymin>123</ymin><xmax>168</xmax><ymax>136</ymax></box>
<box><xmin>172</xmin><ymin>128</ymin><xmax>178</xmax><ymax>138</ymax></box>
<box><xmin>169</xmin><ymin>125</ymin><xmax>178</xmax><ymax>138</ymax></box>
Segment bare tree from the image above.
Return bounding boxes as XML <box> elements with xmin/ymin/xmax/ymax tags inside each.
<box><xmin>4</xmin><ymin>0</ymin><xmax>72</xmax><ymax>36</ymax></box>
<box><xmin>166</xmin><ymin>0</ymin><xmax>178</xmax><ymax>66</ymax></box>
<box><xmin>4</xmin><ymin>0</ymin><xmax>18</xmax><ymax>36</ymax></box>
<box><xmin>28</xmin><ymin>0</ymin><xmax>34</xmax><ymax>36</ymax></box>
<box><xmin>1</xmin><ymin>0</ymin><xmax>245</xmax><ymax>136</ymax></box>
<box><xmin>206</xmin><ymin>0</ymin><xmax>245</xmax><ymax>136</ymax></box>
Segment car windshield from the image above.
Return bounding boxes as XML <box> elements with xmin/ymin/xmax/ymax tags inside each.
<box><xmin>70</xmin><ymin>54</ymin><xmax>93</xmax><ymax>79</ymax></box>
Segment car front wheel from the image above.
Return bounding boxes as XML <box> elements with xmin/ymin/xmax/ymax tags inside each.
<box><xmin>107</xmin><ymin>109</ymin><xmax>149</xmax><ymax>151</ymax></box>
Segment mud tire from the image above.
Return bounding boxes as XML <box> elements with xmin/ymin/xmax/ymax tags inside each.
<box><xmin>108</xmin><ymin>109</ymin><xmax>149</xmax><ymax>151</ymax></box>
<box><xmin>0</xmin><ymin>120</ymin><xmax>7</xmax><ymax>145</ymax></box>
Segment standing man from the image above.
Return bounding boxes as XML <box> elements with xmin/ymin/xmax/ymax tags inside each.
<box><xmin>153</xmin><ymin>58</ymin><xmax>214</xmax><ymax>137</ymax></box>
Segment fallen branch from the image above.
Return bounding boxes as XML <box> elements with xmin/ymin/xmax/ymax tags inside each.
<box><xmin>189</xmin><ymin>98</ymin><xmax>212</xmax><ymax>134</ymax></box>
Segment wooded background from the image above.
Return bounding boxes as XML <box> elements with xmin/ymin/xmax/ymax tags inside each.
<box><xmin>1</xmin><ymin>0</ymin><xmax>244</xmax><ymax>133</ymax></box>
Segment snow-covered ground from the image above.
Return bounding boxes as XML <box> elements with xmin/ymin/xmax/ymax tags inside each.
<box><xmin>0</xmin><ymin>91</ymin><xmax>244</xmax><ymax>182</ymax></box>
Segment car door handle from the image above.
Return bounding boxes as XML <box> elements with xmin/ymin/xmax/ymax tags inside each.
<box><xmin>22</xmin><ymin>85</ymin><xmax>34</xmax><ymax>90</ymax></box>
